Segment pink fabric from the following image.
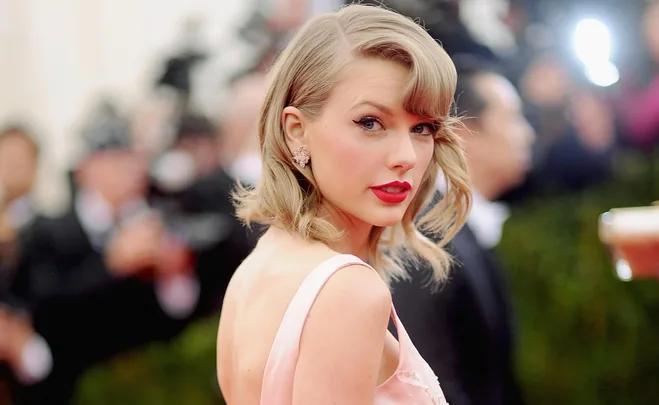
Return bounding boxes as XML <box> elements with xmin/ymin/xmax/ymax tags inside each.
<box><xmin>260</xmin><ymin>254</ymin><xmax>449</xmax><ymax>405</ymax></box>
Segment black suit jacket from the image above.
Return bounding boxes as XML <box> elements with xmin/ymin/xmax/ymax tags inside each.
<box><xmin>8</xmin><ymin>210</ymin><xmax>191</xmax><ymax>404</ymax></box>
<box><xmin>173</xmin><ymin>168</ymin><xmax>261</xmax><ymax>315</ymax></box>
<box><xmin>8</xmin><ymin>169</ymin><xmax>256</xmax><ymax>404</ymax></box>
<box><xmin>392</xmin><ymin>225</ymin><xmax>524</xmax><ymax>405</ymax></box>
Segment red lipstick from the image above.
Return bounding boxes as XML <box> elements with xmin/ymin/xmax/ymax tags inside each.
<box><xmin>370</xmin><ymin>181</ymin><xmax>412</xmax><ymax>204</ymax></box>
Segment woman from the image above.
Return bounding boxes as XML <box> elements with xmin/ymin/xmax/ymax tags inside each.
<box><xmin>216</xmin><ymin>4</ymin><xmax>471</xmax><ymax>404</ymax></box>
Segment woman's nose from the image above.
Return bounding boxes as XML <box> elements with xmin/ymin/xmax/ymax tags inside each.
<box><xmin>387</xmin><ymin>132</ymin><xmax>417</xmax><ymax>173</ymax></box>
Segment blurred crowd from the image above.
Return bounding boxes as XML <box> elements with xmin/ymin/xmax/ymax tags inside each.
<box><xmin>1</xmin><ymin>0</ymin><xmax>658</xmax><ymax>404</ymax></box>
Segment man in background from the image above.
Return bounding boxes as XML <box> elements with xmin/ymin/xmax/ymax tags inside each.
<box><xmin>0</xmin><ymin>125</ymin><xmax>51</xmax><ymax>402</ymax></box>
<box><xmin>393</xmin><ymin>55</ymin><xmax>535</xmax><ymax>405</ymax></box>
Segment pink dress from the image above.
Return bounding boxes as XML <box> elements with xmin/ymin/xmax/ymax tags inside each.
<box><xmin>260</xmin><ymin>254</ymin><xmax>450</xmax><ymax>405</ymax></box>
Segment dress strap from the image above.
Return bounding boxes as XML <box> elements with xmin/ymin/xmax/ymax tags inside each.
<box><xmin>389</xmin><ymin>305</ymin><xmax>413</xmax><ymax>348</ymax></box>
<box><xmin>260</xmin><ymin>254</ymin><xmax>372</xmax><ymax>404</ymax></box>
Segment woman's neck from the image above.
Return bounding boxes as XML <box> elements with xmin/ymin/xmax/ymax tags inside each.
<box><xmin>320</xmin><ymin>204</ymin><xmax>372</xmax><ymax>261</ymax></box>
<box><xmin>267</xmin><ymin>206</ymin><xmax>373</xmax><ymax>261</ymax></box>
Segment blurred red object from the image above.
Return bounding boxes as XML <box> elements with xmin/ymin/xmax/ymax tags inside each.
<box><xmin>599</xmin><ymin>204</ymin><xmax>659</xmax><ymax>280</ymax></box>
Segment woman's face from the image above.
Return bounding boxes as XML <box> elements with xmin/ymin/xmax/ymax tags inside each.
<box><xmin>284</xmin><ymin>57</ymin><xmax>437</xmax><ymax>230</ymax></box>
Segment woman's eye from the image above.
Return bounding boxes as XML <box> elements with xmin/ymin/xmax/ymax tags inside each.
<box><xmin>354</xmin><ymin>117</ymin><xmax>384</xmax><ymax>132</ymax></box>
<box><xmin>411</xmin><ymin>123</ymin><xmax>438</xmax><ymax>137</ymax></box>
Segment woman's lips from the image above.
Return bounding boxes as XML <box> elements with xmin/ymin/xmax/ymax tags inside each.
<box><xmin>370</xmin><ymin>181</ymin><xmax>412</xmax><ymax>204</ymax></box>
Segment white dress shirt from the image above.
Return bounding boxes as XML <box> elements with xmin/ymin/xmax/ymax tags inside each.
<box><xmin>229</xmin><ymin>153</ymin><xmax>263</xmax><ymax>186</ymax></box>
<box><xmin>467</xmin><ymin>191</ymin><xmax>510</xmax><ymax>249</ymax></box>
<box><xmin>435</xmin><ymin>171</ymin><xmax>510</xmax><ymax>249</ymax></box>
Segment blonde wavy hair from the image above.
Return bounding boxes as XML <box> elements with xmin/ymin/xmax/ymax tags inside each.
<box><xmin>234</xmin><ymin>4</ymin><xmax>472</xmax><ymax>284</ymax></box>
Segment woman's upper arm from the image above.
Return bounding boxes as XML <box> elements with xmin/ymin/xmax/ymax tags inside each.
<box><xmin>292</xmin><ymin>264</ymin><xmax>392</xmax><ymax>405</ymax></box>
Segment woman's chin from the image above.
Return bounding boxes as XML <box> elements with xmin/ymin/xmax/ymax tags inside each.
<box><xmin>367</xmin><ymin>214</ymin><xmax>405</xmax><ymax>228</ymax></box>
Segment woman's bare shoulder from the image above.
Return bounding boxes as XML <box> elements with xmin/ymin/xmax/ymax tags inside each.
<box><xmin>317</xmin><ymin>262</ymin><xmax>392</xmax><ymax>316</ymax></box>
<box><xmin>292</xmin><ymin>262</ymin><xmax>392</xmax><ymax>401</ymax></box>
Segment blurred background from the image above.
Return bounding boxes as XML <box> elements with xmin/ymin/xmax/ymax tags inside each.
<box><xmin>0</xmin><ymin>0</ymin><xmax>658</xmax><ymax>404</ymax></box>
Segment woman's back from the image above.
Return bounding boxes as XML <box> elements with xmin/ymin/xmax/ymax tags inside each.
<box><xmin>216</xmin><ymin>228</ymin><xmax>398</xmax><ymax>404</ymax></box>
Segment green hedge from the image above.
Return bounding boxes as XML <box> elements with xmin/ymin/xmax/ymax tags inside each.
<box><xmin>75</xmin><ymin>151</ymin><xmax>659</xmax><ymax>405</ymax></box>
<box><xmin>498</xmin><ymin>151</ymin><xmax>659</xmax><ymax>405</ymax></box>
<box><xmin>75</xmin><ymin>318</ymin><xmax>225</xmax><ymax>405</ymax></box>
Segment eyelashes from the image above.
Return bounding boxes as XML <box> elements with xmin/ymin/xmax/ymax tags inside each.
<box><xmin>353</xmin><ymin>116</ymin><xmax>438</xmax><ymax>137</ymax></box>
<box><xmin>353</xmin><ymin>117</ymin><xmax>383</xmax><ymax>132</ymax></box>
<box><xmin>411</xmin><ymin>123</ymin><xmax>439</xmax><ymax>137</ymax></box>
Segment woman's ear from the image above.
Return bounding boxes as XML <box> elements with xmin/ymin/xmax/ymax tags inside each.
<box><xmin>281</xmin><ymin>106</ymin><xmax>306</xmax><ymax>152</ymax></box>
